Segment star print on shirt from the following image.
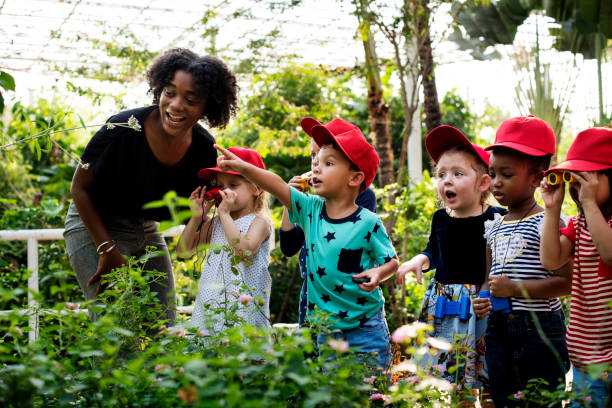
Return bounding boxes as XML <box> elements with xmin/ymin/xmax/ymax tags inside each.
<box><xmin>333</xmin><ymin>284</ymin><xmax>345</xmax><ymax>294</ymax></box>
<box><xmin>384</xmin><ymin>255</ymin><xmax>393</xmax><ymax>263</ymax></box>
<box><xmin>350</xmin><ymin>214</ymin><xmax>362</xmax><ymax>224</ymax></box>
<box><xmin>324</xmin><ymin>231</ymin><xmax>336</xmax><ymax>242</ymax></box>
<box><xmin>311</xmin><ymin>243</ymin><xmax>315</xmax><ymax>250</ymax></box>
<box><xmin>356</xmin><ymin>296</ymin><xmax>367</xmax><ymax>306</ymax></box>
<box><xmin>364</xmin><ymin>231</ymin><xmax>372</xmax><ymax>242</ymax></box>
<box><xmin>308</xmin><ymin>302</ymin><xmax>315</xmax><ymax>312</ymax></box>
<box><xmin>309</xmin><ymin>272</ymin><xmax>314</xmax><ymax>282</ymax></box>
<box><xmin>304</xmin><ymin>248</ymin><xmax>309</xmax><ymax>256</ymax></box>
<box><xmin>373</xmin><ymin>223</ymin><xmax>381</xmax><ymax>234</ymax></box>
<box><xmin>308</xmin><ymin>213</ymin><xmax>313</xmax><ymax>222</ymax></box>
<box><xmin>294</xmin><ymin>201</ymin><xmax>301</xmax><ymax>213</ymax></box>
<box><xmin>316</xmin><ymin>266</ymin><xmax>326</xmax><ymax>278</ymax></box>
<box><xmin>337</xmin><ymin>310</ymin><xmax>348</xmax><ymax>319</ymax></box>
<box><xmin>359</xmin><ymin>316</ymin><xmax>369</xmax><ymax>326</ymax></box>
<box><xmin>321</xmin><ymin>294</ymin><xmax>330</xmax><ymax>303</ymax></box>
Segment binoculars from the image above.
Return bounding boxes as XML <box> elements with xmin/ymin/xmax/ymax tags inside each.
<box><xmin>478</xmin><ymin>290</ymin><xmax>512</xmax><ymax>314</ymax></box>
<box><xmin>547</xmin><ymin>171</ymin><xmax>574</xmax><ymax>185</ymax></box>
<box><xmin>203</xmin><ymin>187</ymin><xmax>223</xmax><ymax>206</ymax></box>
<box><xmin>434</xmin><ymin>295</ymin><xmax>471</xmax><ymax>320</ymax></box>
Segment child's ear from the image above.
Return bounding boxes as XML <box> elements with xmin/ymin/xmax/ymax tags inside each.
<box><xmin>477</xmin><ymin>173</ymin><xmax>491</xmax><ymax>193</ymax></box>
<box><xmin>348</xmin><ymin>171</ymin><xmax>365</xmax><ymax>188</ymax></box>
<box><xmin>531</xmin><ymin>170</ymin><xmax>545</xmax><ymax>188</ymax></box>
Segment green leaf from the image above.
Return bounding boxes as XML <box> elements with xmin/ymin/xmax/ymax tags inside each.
<box><xmin>0</xmin><ymin>93</ymin><xmax>4</xmax><ymax>113</ymax></box>
<box><xmin>0</xmin><ymin>71</ymin><xmax>15</xmax><ymax>91</ymax></box>
<box><xmin>142</xmin><ymin>199</ymin><xmax>167</xmax><ymax>209</ymax></box>
<box><xmin>77</xmin><ymin>112</ymin><xmax>87</xmax><ymax>130</ymax></box>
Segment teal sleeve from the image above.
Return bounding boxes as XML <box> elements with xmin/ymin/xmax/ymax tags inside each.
<box><xmin>369</xmin><ymin>219</ymin><xmax>396</xmax><ymax>265</ymax></box>
<box><xmin>288</xmin><ymin>187</ymin><xmax>310</xmax><ymax>228</ymax></box>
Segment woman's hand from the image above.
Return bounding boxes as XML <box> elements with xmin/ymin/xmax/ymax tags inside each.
<box><xmin>88</xmin><ymin>247</ymin><xmax>127</xmax><ymax>296</ymax></box>
<box><xmin>472</xmin><ymin>297</ymin><xmax>492</xmax><ymax>319</ymax></box>
<box><xmin>489</xmin><ymin>274</ymin><xmax>516</xmax><ymax>298</ymax></box>
<box><xmin>217</xmin><ymin>188</ymin><xmax>237</xmax><ymax>216</ymax></box>
<box><xmin>540</xmin><ymin>177</ymin><xmax>564</xmax><ymax>211</ymax></box>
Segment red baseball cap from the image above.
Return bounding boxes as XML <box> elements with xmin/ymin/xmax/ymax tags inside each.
<box><xmin>198</xmin><ymin>147</ymin><xmax>265</xmax><ymax>179</ymax></box>
<box><xmin>425</xmin><ymin>125</ymin><xmax>490</xmax><ymax>166</ymax></box>
<box><xmin>546</xmin><ymin>127</ymin><xmax>612</xmax><ymax>174</ymax></box>
<box><xmin>301</xmin><ymin>117</ymin><xmax>380</xmax><ymax>188</ymax></box>
<box><xmin>486</xmin><ymin>115</ymin><xmax>555</xmax><ymax>156</ymax></box>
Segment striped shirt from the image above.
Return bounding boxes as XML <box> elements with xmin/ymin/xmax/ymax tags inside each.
<box><xmin>561</xmin><ymin>214</ymin><xmax>612</xmax><ymax>368</ymax></box>
<box><xmin>485</xmin><ymin>212</ymin><xmax>562</xmax><ymax>312</ymax></box>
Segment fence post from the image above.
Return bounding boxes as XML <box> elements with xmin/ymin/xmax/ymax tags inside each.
<box><xmin>27</xmin><ymin>237</ymin><xmax>39</xmax><ymax>342</ymax></box>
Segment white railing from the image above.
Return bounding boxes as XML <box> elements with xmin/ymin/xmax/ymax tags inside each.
<box><xmin>0</xmin><ymin>226</ymin><xmax>186</xmax><ymax>343</ymax></box>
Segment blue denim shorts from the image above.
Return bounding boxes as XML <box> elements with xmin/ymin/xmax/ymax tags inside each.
<box><xmin>570</xmin><ymin>367</ymin><xmax>609</xmax><ymax>408</ymax></box>
<box><xmin>316</xmin><ymin>307</ymin><xmax>392</xmax><ymax>373</ymax></box>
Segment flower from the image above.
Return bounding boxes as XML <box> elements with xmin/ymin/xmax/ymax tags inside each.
<box><xmin>155</xmin><ymin>377</ymin><xmax>163</xmax><ymax>382</ymax></box>
<box><xmin>327</xmin><ymin>339</ymin><xmax>350</xmax><ymax>352</ymax></box>
<box><xmin>65</xmin><ymin>302</ymin><xmax>80</xmax><ymax>311</ymax></box>
<box><xmin>232</xmin><ymin>291</ymin><xmax>240</xmax><ymax>297</ymax></box>
<box><xmin>239</xmin><ymin>294</ymin><xmax>252</xmax><ymax>304</ymax></box>
<box><xmin>427</xmin><ymin>337</ymin><xmax>453</xmax><ymax>351</ymax></box>
<box><xmin>79</xmin><ymin>162</ymin><xmax>90</xmax><ymax>170</ymax></box>
<box><xmin>173</xmin><ymin>328</ymin><xmax>186</xmax><ymax>338</ymax></box>
<box><xmin>586</xmin><ymin>396</ymin><xmax>592</xmax><ymax>402</ymax></box>
<box><xmin>370</xmin><ymin>393</ymin><xmax>390</xmax><ymax>402</ymax></box>
<box><xmin>406</xmin><ymin>375</ymin><xmax>420</xmax><ymax>384</ymax></box>
<box><xmin>154</xmin><ymin>364</ymin><xmax>170</xmax><ymax>373</ymax></box>
<box><xmin>127</xmin><ymin>115</ymin><xmax>141</xmax><ymax>131</ymax></box>
<box><xmin>13</xmin><ymin>327</ymin><xmax>23</xmax><ymax>336</ymax></box>
<box><xmin>106</xmin><ymin>123</ymin><xmax>116</xmax><ymax>130</ymax></box>
<box><xmin>391</xmin><ymin>322</ymin><xmax>430</xmax><ymax>343</ymax></box>
<box><xmin>363</xmin><ymin>376</ymin><xmax>377</xmax><ymax>384</ymax></box>
<box><xmin>198</xmin><ymin>330</ymin><xmax>209</xmax><ymax>337</ymax></box>
<box><xmin>513</xmin><ymin>391</ymin><xmax>524</xmax><ymax>400</ymax></box>
<box><xmin>432</xmin><ymin>364</ymin><xmax>445</xmax><ymax>375</ymax></box>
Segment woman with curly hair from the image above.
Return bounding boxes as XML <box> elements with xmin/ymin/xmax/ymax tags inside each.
<box><xmin>64</xmin><ymin>49</ymin><xmax>238</xmax><ymax>323</ymax></box>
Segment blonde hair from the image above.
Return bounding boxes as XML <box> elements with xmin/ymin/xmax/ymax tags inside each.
<box><xmin>435</xmin><ymin>146</ymin><xmax>491</xmax><ymax>206</ymax></box>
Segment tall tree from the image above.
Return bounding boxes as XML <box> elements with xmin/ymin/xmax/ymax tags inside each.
<box><xmin>355</xmin><ymin>0</ymin><xmax>396</xmax><ymax>186</ymax></box>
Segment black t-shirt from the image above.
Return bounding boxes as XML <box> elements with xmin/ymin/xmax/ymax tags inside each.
<box><xmin>81</xmin><ymin>106</ymin><xmax>217</xmax><ymax>221</ymax></box>
<box><xmin>422</xmin><ymin>206</ymin><xmax>507</xmax><ymax>285</ymax></box>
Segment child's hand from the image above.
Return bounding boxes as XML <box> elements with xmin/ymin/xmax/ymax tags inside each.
<box><xmin>189</xmin><ymin>186</ymin><xmax>214</xmax><ymax>218</ymax></box>
<box><xmin>572</xmin><ymin>171</ymin><xmax>600</xmax><ymax>207</ymax></box>
<box><xmin>396</xmin><ymin>257</ymin><xmax>427</xmax><ymax>285</ymax></box>
<box><xmin>353</xmin><ymin>269</ymin><xmax>381</xmax><ymax>292</ymax></box>
<box><xmin>288</xmin><ymin>172</ymin><xmax>312</xmax><ymax>192</ymax></box>
<box><xmin>472</xmin><ymin>297</ymin><xmax>491</xmax><ymax>319</ymax></box>
<box><xmin>216</xmin><ymin>189</ymin><xmax>237</xmax><ymax>216</ymax></box>
<box><xmin>214</xmin><ymin>144</ymin><xmax>246</xmax><ymax>174</ymax></box>
<box><xmin>540</xmin><ymin>177</ymin><xmax>564</xmax><ymax>210</ymax></box>
<box><xmin>489</xmin><ymin>274</ymin><xmax>516</xmax><ymax>298</ymax></box>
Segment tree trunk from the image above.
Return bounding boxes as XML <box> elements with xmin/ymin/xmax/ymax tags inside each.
<box><xmin>416</xmin><ymin>0</ymin><xmax>441</xmax><ymax>133</ymax></box>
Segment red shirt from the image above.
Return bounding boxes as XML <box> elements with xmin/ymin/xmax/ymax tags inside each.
<box><xmin>561</xmin><ymin>214</ymin><xmax>612</xmax><ymax>368</ymax></box>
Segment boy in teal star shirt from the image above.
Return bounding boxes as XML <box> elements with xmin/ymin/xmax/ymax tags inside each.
<box><xmin>214</xmin><ymin>117</ymin><xmax>398</xmax><ymax>371</ymax></box>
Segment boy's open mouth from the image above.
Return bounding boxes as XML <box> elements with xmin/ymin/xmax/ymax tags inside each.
<box><xmin>445</xmin><ymin>191</ymin><xmax>456</xmax><ymax>199</ymax></box>
<box><xmin>312</xmin><ymin>177</ymin><xmax>322</xmax><ymax>186</ymax></box>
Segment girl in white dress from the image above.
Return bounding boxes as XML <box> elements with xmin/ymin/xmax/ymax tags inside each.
<box><xmin>178</xmin><ymin>147</ymin><xmax>272</xmax><ymax>333</ymax></box>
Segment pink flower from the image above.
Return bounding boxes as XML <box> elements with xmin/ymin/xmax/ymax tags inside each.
<box><xmin>586</xmin><ymin>396</ymin><xmax>593</xmax><ymax>402</ymax></box>
<box><xmin>363</xmin><ymin>376</ymin><xmax>377</xmax><ymax>384</ymax></box>
<box><xmin>513</xmin><ymin>391</ymin><xmax>524</xmax><ymax>400</ymax></box>
<box><xmin>239</xmin><ymin>294</ymin><xmax>252</xmax><ymax>304</ymax></box>
<box><xmin>266</xmin><ymin>348</ymin><xmax>275</xmax><ymax>355</ymax></box>
<box><xmin>14</xmin><ymin>327</ymin><xmax>23</xmax><ymax>336</ymax></box>
<box><xmin>174</xmin><ymin>329</ymin><xmax>186</xmax><ymax>338</ymax></box>
<box><xmin>154</xmin><ymin>364</ymin><xmax>170</xmax><ymax>372</ymax></box>
<box><xmin>327</xmin><ymin>339</ymin><xmax>350</xmax><ymax>352</ymax></box>
<box><xmin>391</xmin><ymin>322</ymin><xmax>430</xmax><ymax>343</ymax></box>
<box><xmin>198</xmin><ymin>330</ymin><xmax>209</xmax><ymax>337</ymax></box>
<box><xmin>432</xmin><ymin>364</ymin><xmax>445</xmax><ymax>374</ymax></box>
<box><xmin>65</xmin><ymin>302</ymin><xmax>80</xmax><ymax>310</ymax></box>
<box><xmin>155</xmin><ymin>377</ymin><xmax>163</xmax><ymax>382</ymax></box>
<box><xmin>178</xmin><ymin>367</ymin><xmax>185</xmax><ymax>374</ymax></box>
<box><xmin>232</xmin><ymin>291</ymin><xmax>240</xmax><ymax>298</ymax></box>
<box><xmin>370</xmin><ymin>393</ymin><xmax>390</xmax><ymax>402</ymax></box>
<box><xmin>406</xmin><ymin>375</ymin><xmax>420</xmax><ymax>384</ymax></box>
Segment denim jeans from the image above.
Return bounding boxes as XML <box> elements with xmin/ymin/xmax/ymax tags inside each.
<box><xmin>570</xmin><ymin>367</ymin><xmax>609</xmax><ymax>408</ymax></box>
<box><xmin>316</xmin><ymin>307</ymin><xmax>392</xmax><ymax>373</ymax></box>
<box><xmin>64</xmin><ymin>202</ymin><xmax>176</xmax><ymax>322</ymax></box>
<box><xmin>485</xmin><ymin>309</ymin><xmax>570</xmax><ymax>408</ymax></box>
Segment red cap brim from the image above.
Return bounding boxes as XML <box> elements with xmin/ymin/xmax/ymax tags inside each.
<box><xmin>198</xmin><ymin>167</ymin><xmax>241</xmax><ymax>179</ymax></box>
<box><xmin>546</xmin><ymin>159</ymin><xmax>612</xmax><ymax>174</ymax></box>
<box><xmin>301</xmin><ymin>117</ymin><xmax>323</xmax><ymax>137</ymax></box>
<box><xmin>485</xmin><ymin>141</ymin><xmax>550</xmax><ymax>156</ymax></box>
<box><xmin>425</xmin><ymin>125</ymin><xmax>489</xmax><ymax>166</ymax></box>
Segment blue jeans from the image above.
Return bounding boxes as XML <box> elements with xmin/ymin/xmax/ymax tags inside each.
<box><xmin>485</xmin><ymin>310</ymin><xmax>570</xmax><ymax>408</ymax></box>
<box><xmin>570</xmin><ymin>367</ymin><xmax>609</xmax><ymax>408</ymax></box>
<box><xmin>64</xmin><ymin>202</ymin><xmax>176</xmax><ymax>322</ymax></box>
<box><xmin>316</xmin><ymin>307</ymin><xmax>391</xmax><ymax>373</ymax></box>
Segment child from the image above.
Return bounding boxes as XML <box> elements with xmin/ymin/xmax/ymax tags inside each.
<box><xmin>177</xmin><ymin>147</ymin><xmax>272</xmax><ymax>334</ymax></box>
<box><xmin>214</xmin><ymin>117</ymin><xmax>399</xmax><ymax>372</ymax></box>
<box><xmin>396</xmin><ymin>125</ymin><xmax>505</xmax><ymax>396</ymax></box>
<box><xmin>280</xmin><ymin>137</ymin><xmax>377</xmax><ymax>327</ymax></box>
<box><xmin>540</xmin><ymin>127</ymin><xmax>612</xmax><ymax>408</ymax></box>
<box><xmin>473</xmin><ymin>115</ymin><xmax>571</xmax><ymax>408</ymax></box>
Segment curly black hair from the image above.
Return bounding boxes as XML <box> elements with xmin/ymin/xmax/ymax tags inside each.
<box><xmin>146</xmin><ymin>48</ymin><xmax>238</xmax><ymax>129</ymax></box>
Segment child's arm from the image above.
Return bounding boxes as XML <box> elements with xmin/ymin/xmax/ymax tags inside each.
<box><xmin>177</xmin><ymin>186</ymin><xmax>215</xmax><ymax>258</ymax></box>
<box><xmin>472</xmin><ymin>245</ymin><xmax>492</xmax><ymax>318</ymax></box>
<box><xmin>352</xmin><ymin>257</ymin><xmax>400</xmax><ymax>292</ymax></box>
<box><xmin>279</xmin><ymin>207</ymin><xmax>305</xmax><ymax>257</ymax></box>
<box><xmin>540</xmin><ymin>177</ymin><xmax>574</xmax><ymax>269</ymax></box>
<box><xmin>218</xmin><ymin>212</ymin><xmax>270</xmax><ymax>259</ymax></box>
<box><xmin>575</xmin><ymin>171</ymin><xmax>612</xmax><ymax>266</ymax></box>
<box><xmin>215</xmin><ymin>145</ymin><xmax>292</xmax><ymax>209</ymax></box>
<box><xmin>396</xmin><ymin>254</ymin><xmax>430</xmax><ymax>285</ymax></box>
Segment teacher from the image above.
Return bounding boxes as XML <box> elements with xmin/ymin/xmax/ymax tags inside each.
<box><xmin>64</xmin><ymin>48</ymin><xmax>238</xmax><ymax>322</ymax></box>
